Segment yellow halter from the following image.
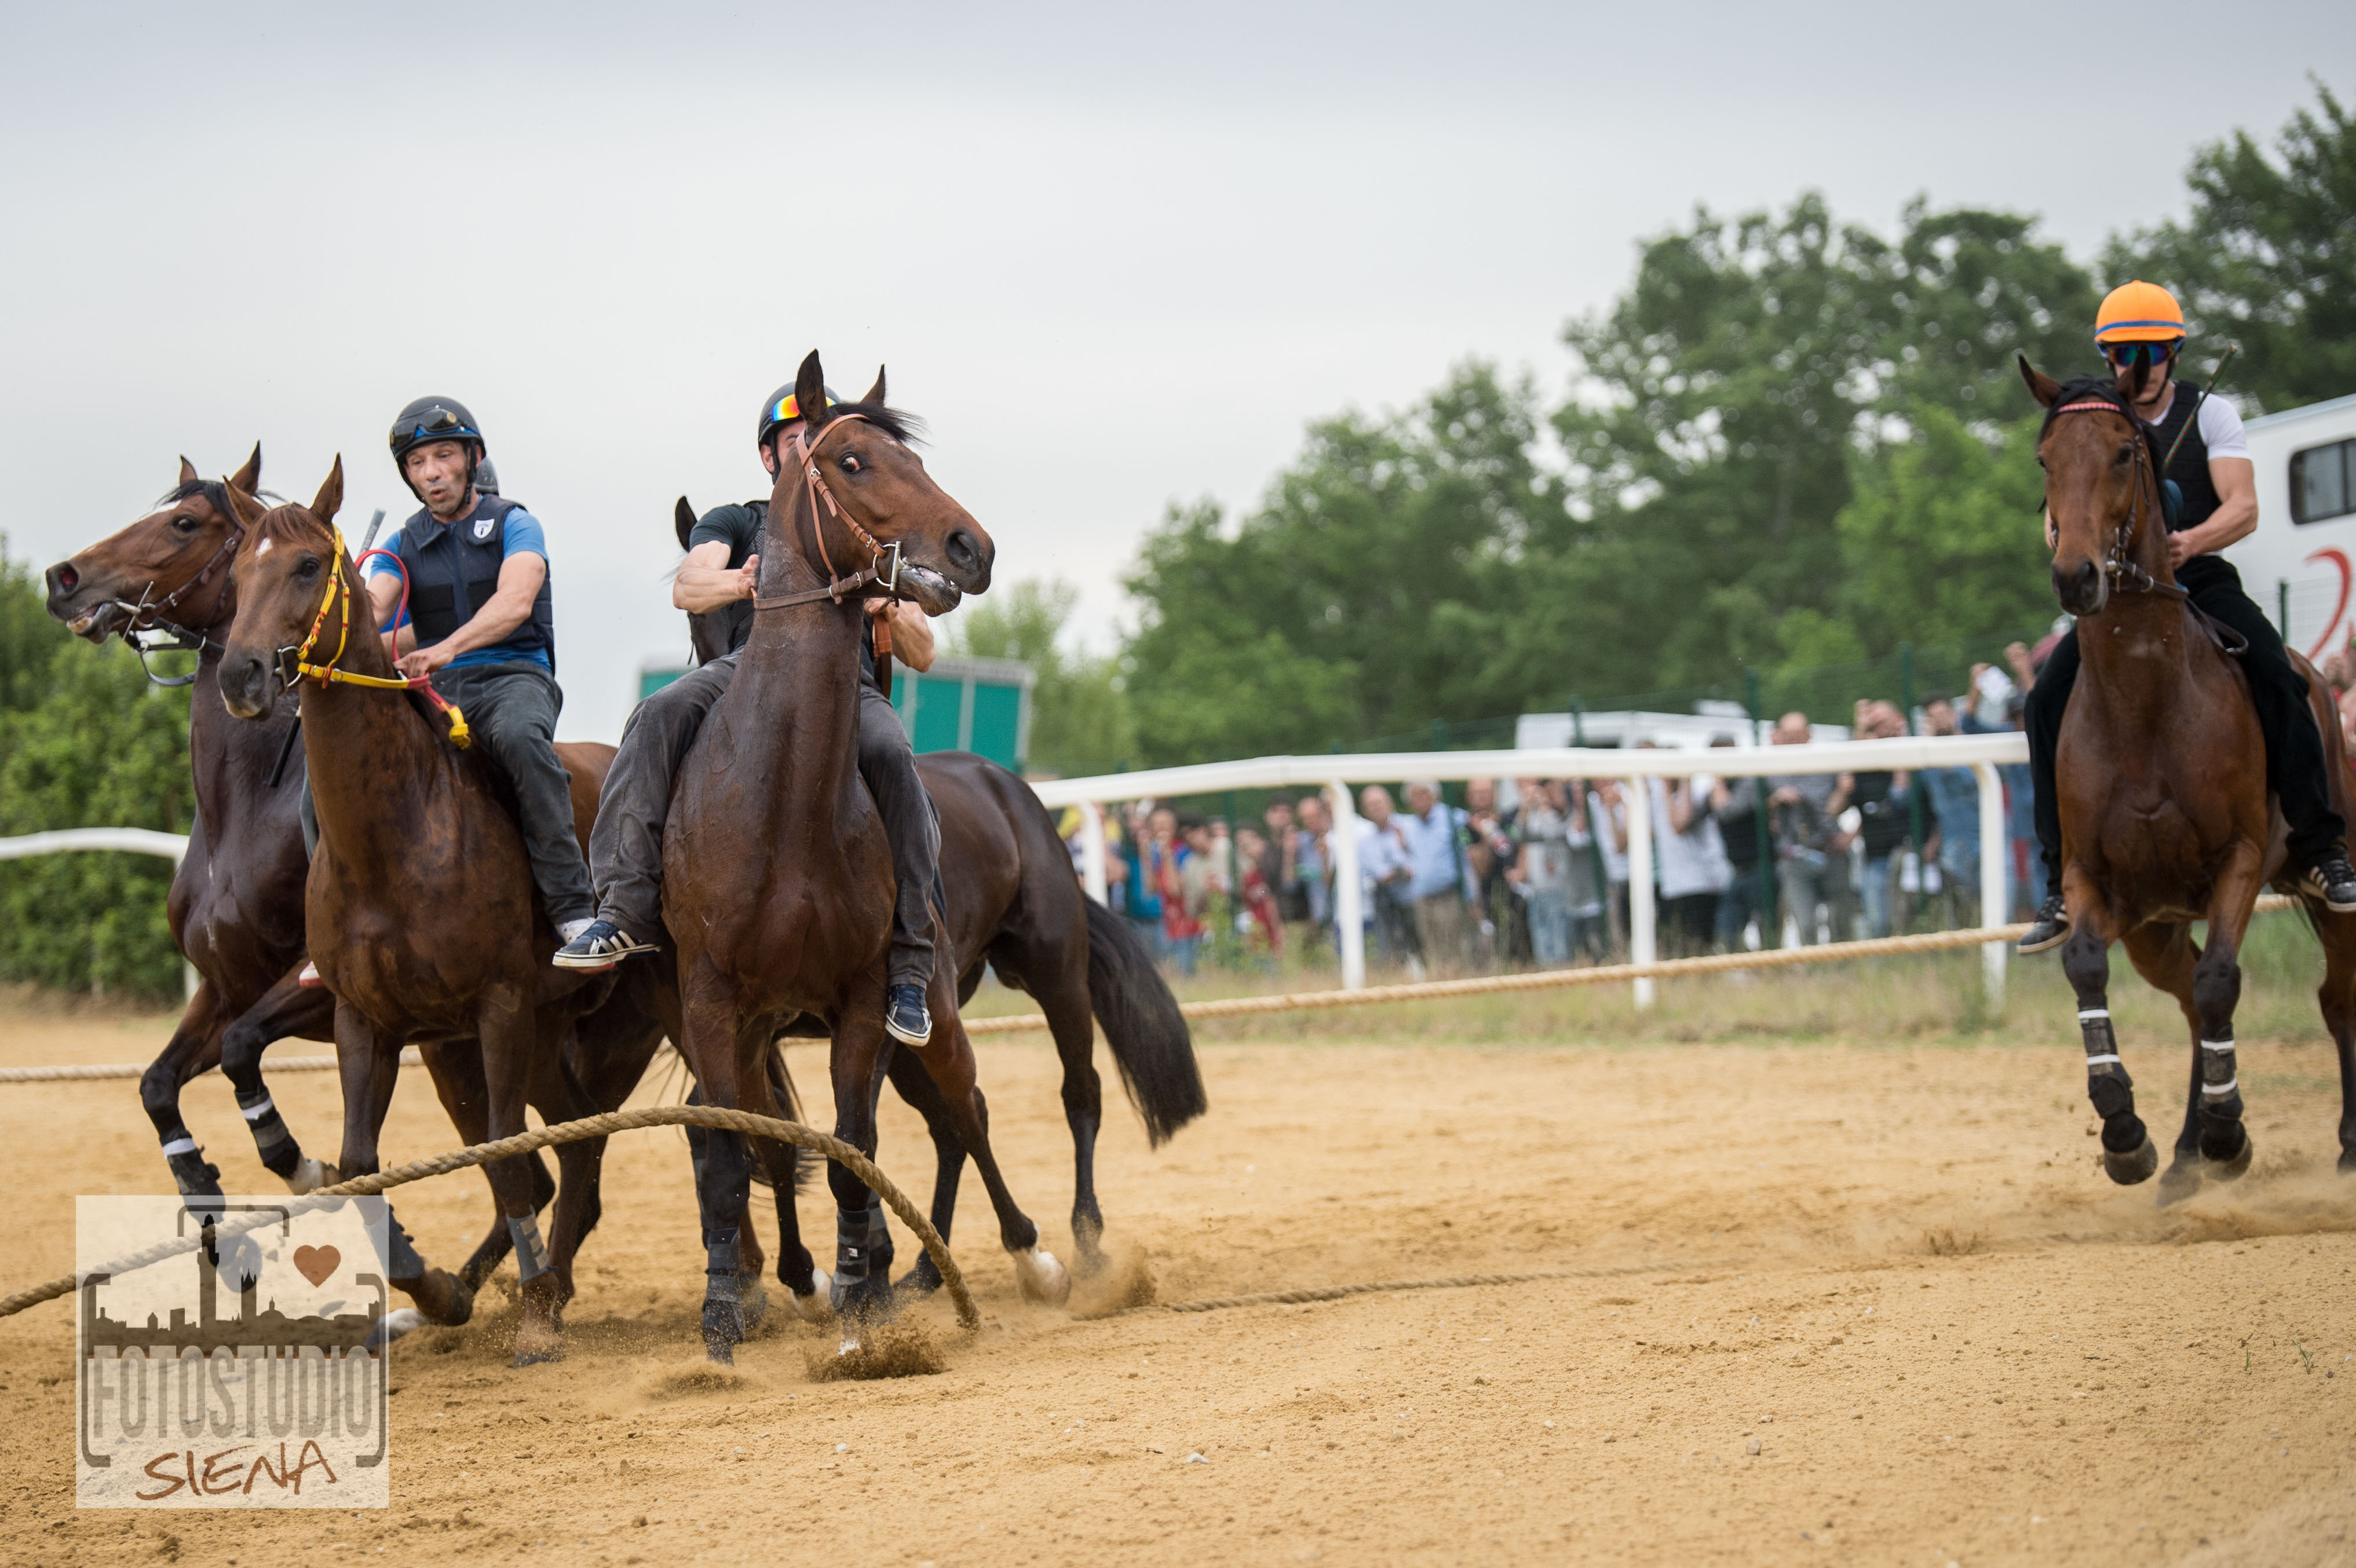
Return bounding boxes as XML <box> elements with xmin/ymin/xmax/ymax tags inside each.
<box><xmin>284</xmin><ymin>526</ymin><xmax>470</xmax><ymax>748</ymax></box>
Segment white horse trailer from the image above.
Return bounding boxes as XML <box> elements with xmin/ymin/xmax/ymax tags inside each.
<box><xmin>2221</xmin><ymin>390</ymin><xmax>2356</xmax><ymax>663</ymax></box>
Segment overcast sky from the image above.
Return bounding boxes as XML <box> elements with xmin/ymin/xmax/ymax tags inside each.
<box><xmin>4</xmin><ymin>3</ymin><xmax>2347</xmax><ymax>741</ymax></box>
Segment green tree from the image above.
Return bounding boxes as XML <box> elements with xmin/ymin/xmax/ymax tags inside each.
<box><xmin>1120</xmin><ymin>364</ymin><xmax>1558</xmax><ymax>765</ymax></box>
<box><xmin>2106</xmin><ymin>79</ymin><xmax>2356</xmax><ymax>412</ymax></box>
<box><xmin>1828</xmin><ymin>406</ymin><xmax>2056</xmax><ymax>655</ymax></box>
<box><xmin>0</xmin><ymin>555</ymin><xmax>193</xmax><ymax>1000</ymax></box>
<box><xmin>943</xmin><ymin>578</ymin><xmax>1138</xmax><ymax>776</ymax></box>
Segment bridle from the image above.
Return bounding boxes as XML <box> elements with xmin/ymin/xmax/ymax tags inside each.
<box><xmin>272</xmin><ymin>524</ymin><xmax>472</xmax><ymax>748</ymax></box>
<box><xmin>750</xmin><ymin>412</ymin><xmax>905</xmax><ymax>656</ymax></box>
<box><xmin>2048</xmin><ymin>397</ymin><xmax>2185</xmax><ymax>602</ymax></box>
<box><xmin>2047</xmin><ymin>395</ymin><xmax>2246</xmax><ymax>655</ymax></box>
<box><xmin>99</xmin><ymin>494</ymin><xmax>248</xmax><ymax>688</ymax></box>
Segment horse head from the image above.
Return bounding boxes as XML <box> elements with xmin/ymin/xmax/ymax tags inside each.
<box><xmin>216</xmin><ymin>458</ymin><xmax>359</xmax><ymax>721</ymax></box>
<box><xmin>2020</xmin><ymin>354</ymin><xmax>2164</xmax><ymax>618</ymax></box>
<box><xmin>46</xmin><ymin>445</ymin><xmax>265</xmax><ymax>641</ymax></box>
<box><xmin>776</xmin><ymin>350</ymin><xmax>993</xmax><ymax>615</ymax></box>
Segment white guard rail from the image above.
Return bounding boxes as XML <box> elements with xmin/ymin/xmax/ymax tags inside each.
<box><xmin>1029</xmin><ymin>733</ymin><xmax>2031</xmax><ymax>1008</ymax></box>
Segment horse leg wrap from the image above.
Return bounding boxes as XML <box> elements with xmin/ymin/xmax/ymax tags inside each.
<box><xmin>2079</xmin><ymin>1009</ymin><xmax>2146</xmax><ymax>1152</ymax></box>
<box><xmin>700</xmin><ymin>1230</ymin><xmax>746</xmax><ymax>1357</ymax></box>
<box><xmin>2199</xmin><ymin>1036</ymin><xmax>2248</xmax><ymax>1163</ymax></box>
<box><xmin>506</xmin><ymin>1214</ymin><xmax>551</xmax><ymax>1282</ymax></box>
<box><xmin>235</xmin><ymin>1088</ymin><xmax>302</xmax><ymax>1178</ymax></box>
<box><xmin>158</xmin><ymin>1130</ymin><xmax>222</xmax><ymax>1200</ymax></box>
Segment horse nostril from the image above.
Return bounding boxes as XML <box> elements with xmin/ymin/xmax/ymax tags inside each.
<box><xmin>50</xmin><ymin>564</ymin><xmax>77</xmax><ymax>595</ymax></box>
<box><xmin>945</xmin><ymin>529</ymin><xmax>980</xmax><ymax>573</ymax></box>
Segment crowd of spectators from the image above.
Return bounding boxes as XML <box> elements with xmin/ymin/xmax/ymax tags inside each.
<box><xmin>1079</xmin><ymin>658</ymin><xmax>2052</xmax><ymax>978</ymax></box>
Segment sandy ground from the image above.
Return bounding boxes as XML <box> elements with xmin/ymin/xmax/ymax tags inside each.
<box><xmin>2</xmin><ymin>990</ymin><xmax>2355</xmax><ymax>1566</ymax></box>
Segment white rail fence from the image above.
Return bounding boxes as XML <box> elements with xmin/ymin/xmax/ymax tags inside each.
<box><xmin>0</xmin><ymin>734</ymin><xmax>2030</xmax><ymax>1013</ymax></box>
<box><xmin>1028</xmin><ymin>733</ymin><xmax>2031</xmax><ymax>1008</ymax></box>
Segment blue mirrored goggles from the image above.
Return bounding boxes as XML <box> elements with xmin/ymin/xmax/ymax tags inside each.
<box><xmin>2102</xmin><ymin>339</ymin><xmax>2182</xmax><ymax>369</ymax></box>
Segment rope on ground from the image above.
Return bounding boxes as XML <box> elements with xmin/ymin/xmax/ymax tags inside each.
<box><xmin>0</xmin><ymin>1106</ymin><xmax>978</xmax><ymax>1331</ymax></box>
<box><xmin>1128</xmin><ymin>1262</ymin><xmax>1700</xmax><ymax>1317</ymax></box>
<box><xmin>962</xmin><ymin>894</ymin><xmax>2303</xmax><ymax>1034</ymax></box>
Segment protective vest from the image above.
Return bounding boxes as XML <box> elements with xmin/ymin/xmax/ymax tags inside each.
<box><xmin>395</xmin><ymin>494</ymin><xmax>557</xmax><ymax>671</ymax></box>
<box><xmin>2146</xmin><ymin>379</ymin><xmax>2222</xmax><ymax>533</ymax></box>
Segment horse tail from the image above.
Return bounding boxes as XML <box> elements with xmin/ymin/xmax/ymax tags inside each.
<box><xmin>1083</xmin><ymin>897</ymin><xmax>1206</xmax><ymax>1146</ymax></box>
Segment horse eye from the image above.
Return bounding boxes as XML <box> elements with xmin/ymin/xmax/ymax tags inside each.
<box><xmin>171</xmin><ymin>514</ymin><xmax>198</xmax><ymax>533</ymax></box>
<box><xmin>295</xmin><ymin>555</ymin><xmax>322</xmax><ymax>579</ymax></box>
<box><xmin>839</xmin><ymin>452</ymin><xmax>863</xmax><ymax>474</ymax></box>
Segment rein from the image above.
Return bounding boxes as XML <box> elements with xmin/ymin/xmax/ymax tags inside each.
<box><xmin>2049</xmin><ymin>397</ymin><xmax>2247</xmax><ymax>657</ymax></box>
<box><xmin>275</xmin><ymin>525</ymin><xmax>471</xmax><ymax>748</ymax></box>
<box><xmin>748</xmin><ymin>411</ymin><xmax>904</xmax><ymax>661</ymax></box>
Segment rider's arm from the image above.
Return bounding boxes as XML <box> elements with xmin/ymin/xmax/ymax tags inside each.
<box><xmin>398</xmin><ymin>552</ymin><xmax>546</xmax><ymax>675</ymax></box>
<box><xmin>364</xmin><ymin>570</ymin><xmax>415</xmax><ymax>659</ymax></box>
<box><xmin>2169</xmin><ymin>456</ymin><xmax>2258</xmax><ymax>562</ymax></box>
<box><xmin>674</xmin><ymin>540</ymin><xmax>758</xmax><ymax>612</ymax></box>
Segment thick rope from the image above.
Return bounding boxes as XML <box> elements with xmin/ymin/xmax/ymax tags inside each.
<box><xmin>0</xmin><ymin>897</ymin><xmax>2303</xmax><ymax>1079</ymax></box>
<box><xmin>0</xmin><ymin>1106</ymin><xmax>978</xmax><ymax>1331</ymax></box>
<box><xmin>1127</xmin><ymin>1261</ymin><xmax>1698</xmax><ymax>1317</ymax></box>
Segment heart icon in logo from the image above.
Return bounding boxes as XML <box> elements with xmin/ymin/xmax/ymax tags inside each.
<box><xmin>293</xmin><ymin>1245</ymin><xmax>341</xmax><ymax>1287</ymax></box>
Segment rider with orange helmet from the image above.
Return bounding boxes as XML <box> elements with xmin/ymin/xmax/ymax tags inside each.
<box><xmin>2018</xmin><ymin>282</ymin><xmax>2356</xmax><ymax>952</ymax></box>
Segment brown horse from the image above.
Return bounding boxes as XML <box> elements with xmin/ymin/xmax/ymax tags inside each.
<box><xmin>212</xmin><ymin>459</ymin><xmax>666</xmax><ymax>1362</ymax></box>
<box><xmin>665</xmin><ymin>352</ymin><xmax>1050</xmax><ymax>1358</ymax></box>
<box><xmin>44</xmin><ymin>452</ymin><xmax>626</xmax><ymax>1299</ymax></box>
<box><xmin>2025</xmin><ymin>356</ymin><xmax>2356</xmax><ymax>1198</ymax></box>
<box><xmin>668</xmin><ymin>496</ymin><xmax>1205</xmax><ymax>1288</ymax></box>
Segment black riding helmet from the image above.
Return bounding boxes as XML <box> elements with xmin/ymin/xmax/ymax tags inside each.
<box><xmin>389</xmin><ymin>396</ymin><xmax>485</xmax><ymax>502</ymax></box>
<box><xmin>755</xmin><ymin>382</ymin><xmax>843</xmax><ymax>449</ymax></box>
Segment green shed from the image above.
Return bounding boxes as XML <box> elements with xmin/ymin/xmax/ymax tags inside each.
<box><xmin>635</xmin><ymin>653</ymin><xmax>1035</xmax><ymax>773</ymax></box>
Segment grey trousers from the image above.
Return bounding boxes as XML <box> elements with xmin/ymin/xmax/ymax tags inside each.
<box><xmin>588</xmin><ymin>653</ymin><xmax>938</xmax><ymax>989</ymax></box>
<box><xmin>433</xmin><ymin>663</ymin><xmax>596</xmax><ymax>927</ymax></box>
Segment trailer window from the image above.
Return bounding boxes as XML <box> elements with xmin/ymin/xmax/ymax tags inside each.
<box><xmin>2293</xmin><ymin>439</ymin><xmax>2353</xmax><ymax>525</ymax></box>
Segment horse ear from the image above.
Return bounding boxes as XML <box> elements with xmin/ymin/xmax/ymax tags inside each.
<box><xmin>860</xmin><ymin>365</ymin><xmax>886</xmax><ymax>407</ymax></box>
<box><xmin>228</xmin><ymin>442</ymin><xmax>262</xmax><ymax>496</ymax></box>
<box><xmin>178</xmin><ymin>456</ymin><xmax>200</xmax><ymax>487</ymax></box>
<box><xmin>674</xmin><ymin>496</ymin><xmax>696</xmax><ymax>553</ymax></box>
<box><xmin>2018</xmin><ymin>353</ymin><xmax>2062</xmax><ymax>410</ymax></box>
<box><xmin>311</xmin><ymin>456</ymin><xmax>345</xmax><ymax>523</ymax></box>
<box><xmin>221</xmin><ymin>482</ymin><xmax>264</xmax><ymax>528</ymax></box>
<box><xmin>794</xmin><ymin>350</ymin><xmax>827</xmax><ymax>428</ymax></box>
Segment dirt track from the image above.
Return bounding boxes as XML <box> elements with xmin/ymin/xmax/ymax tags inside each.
<box><xmin>2</xmin><ymin>994</ymin><xmax>2354</xmax><ymax>1566</ymax></box>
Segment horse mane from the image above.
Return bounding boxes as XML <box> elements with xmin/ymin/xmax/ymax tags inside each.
<box><xmin>812</xmin><ymin>400</ymin><xmax>925</xmax><ymax>446</ymax></box>
<box><xmin>2040</xmin><ymin>375</ymin><xmax>2168</xmax><ymax>467</ymax></box>
<box><xmin>154</xmin><ymin>476</ymin><xmax>234</xmax><ymax>516</ymax></box>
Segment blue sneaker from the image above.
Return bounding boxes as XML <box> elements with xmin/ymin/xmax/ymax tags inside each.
<box><xmin>553</xmin><ymin>919</ymin><xmax>655</xmax><ymax>970</ymax></box>
<box><xmin>884</xmin><ymin>984</ymin><xmax>932</xmax><ymax>1046</ymax></box>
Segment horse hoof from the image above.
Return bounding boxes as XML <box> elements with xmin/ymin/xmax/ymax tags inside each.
<box><xmin>1014</xmin><ymin>1247</ymin><xmax>1072</xmax><ymax>1307</ymax></box>
<box><xmin>2156</xmin><ymin>1157</ymin><xmax>2203</xmax><ymax>1207</ymax></box>
<box><xmin>512</xmin><ymin>1331</ymin><xmax>564</xmax><ymax>1368</ymax></box>
<box><xmin>2207</xmin><ymin>1130</ymin><xmax>2253</xmax><ymax>1181</ymax></box>
<box><xmin>2102</xmin><ymin>1135</ymin><xmax>2158</xmax><ymax>1186</ymax></box>
<box><xmin>701</xmin><ymin>1298</ymin><xmax>744</xmax><ymax>1361</ymax></box>
<box><xmin>790</xmin><ymin>1269</ymin><xmax>835</xmax><ymax>1324</ymax></box>
<box><xmin>364</xmin><ymin>1307</ymin><xmax>428</xmax><ymax>1350</ymax></box>
<box><xmin>2340</xmin><ymin>1149</ymin><xmax>2356</xmax><ymax>1178</ymax></box>
<box><xmin>281</xmin><ymin>1157</ymin><xmax>337</xmax><ymax>1196</ymax></box>
<box><xmin>397</xmin><ymin>1269</ymin><xmax>475</xmax><ymax>1327</ymax></box>
<box><xmin>893</xmin><ymin>1257</ymin><xmax>944</xmax><ymax>1297</ymax></box>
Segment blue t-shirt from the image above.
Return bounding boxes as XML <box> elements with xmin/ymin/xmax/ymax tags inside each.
<box><xmin>368</xmin><ymin>509</ymin><xmax>551</xmax><ymax>671</ymax></box>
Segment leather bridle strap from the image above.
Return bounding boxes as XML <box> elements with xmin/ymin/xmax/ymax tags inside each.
<box><xmin>750</xmin><ymin>412</ymin><xmax>903</xmax><ymax>612</ymax></box>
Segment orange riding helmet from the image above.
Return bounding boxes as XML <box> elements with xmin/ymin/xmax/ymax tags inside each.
<box><xmin>2094</xmin><ymin>280</ymin><xmax>2188</xmax><ymax>345</ymax></box>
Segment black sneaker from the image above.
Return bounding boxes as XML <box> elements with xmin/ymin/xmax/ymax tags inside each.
<box><xmin>553</xmin><ymin>920</ymin><xmax>656</xmax><ymax>970</ymax></box>
<box><xmin>2018</xmin><ymin>891</ymin><xmax>2070</xmax><ymax>955</ymax></box>
<box><xmin>884</xmin><ymin>983</ymin><xmax>933</xmax><ymax>1047</ymax></box>
<box><xmin>2298</xmin><ymin>850</ymin><xmax>2356</xmax><ymax>913</ymax></box>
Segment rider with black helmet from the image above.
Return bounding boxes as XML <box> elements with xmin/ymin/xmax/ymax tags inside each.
<box><xmin>373</xmin><ymin>396</ymin><xmax>598</xmax><ymax>948</ymax></box>
<box><xmin>554</xmin><ymin>382</ymin><xmax>945</xmax><ymax>1048</ymax></box>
